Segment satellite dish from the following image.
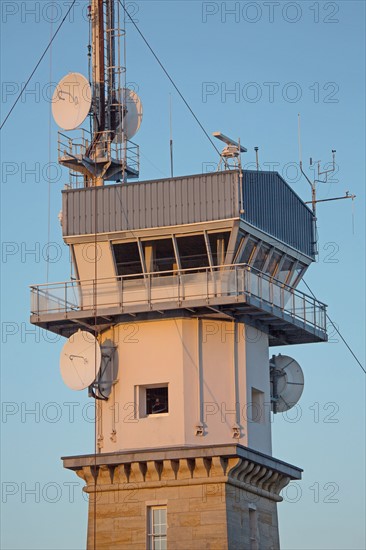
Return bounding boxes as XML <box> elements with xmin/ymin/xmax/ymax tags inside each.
<box><xmin>270</xmin><ymin>354</ymin><xmax>304</xmax><ymax>413</ymax></box>
<box><xmin>60</xmin><ymin>330</ymin><xmax>101</xmax><ymax>391</ymax></box>
<box><xmin>114</xmin><ymin>88</ymin><xmax>143</xmax><ymax>142</ymax></box>
<box><xmin>52</xmin><ymin>72</ymin><xmax>91</xmax><ymax>131</ymax></box>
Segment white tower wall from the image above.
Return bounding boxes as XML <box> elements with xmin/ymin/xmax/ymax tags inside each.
<box><xmin>97</xmin><ymin>318</ymin><xmax>272</xmax><ymax>455</ymax></box>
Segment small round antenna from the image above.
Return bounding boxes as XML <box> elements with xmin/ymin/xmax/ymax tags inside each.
<box><xmin>270</xmin><ymin>354</ymin><xmax>304</xmax><ymax>413</ymax></box>
<box><xmin>60</xmin><ymin>330</ymin><xmax>101</xmax><ymax>390</ymax></box>
<box><xmin>114</xmin><ymin>88</ymin><xmax>143</xmax><ymax>142</ymax></box>
<box><xmin>52</xmin><ymin>72</ymin><xmax>92</xmax><ymax>130</ymax></box>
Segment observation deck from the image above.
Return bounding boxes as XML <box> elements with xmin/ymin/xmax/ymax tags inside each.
<box><xmin>30</xmin><ymin>169</ymin><xmax>326</xmax><ymax>345</ymax></box>
<box><xmin>30</xmin><ymin>263</ymin><xmax>327</xmax><ymax>346</ymax></box>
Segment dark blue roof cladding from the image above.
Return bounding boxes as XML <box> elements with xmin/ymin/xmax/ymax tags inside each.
<box><xmin>242</xmin><ymin>171</ymin><xmax>315</xmax><ymax>259</ymax></box>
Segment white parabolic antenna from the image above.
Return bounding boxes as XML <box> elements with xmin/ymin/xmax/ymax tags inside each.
<box><xmin>60</xmin><ymin>330</ymin><xmax>101</xmax><ymax>391</ymax></box>
<box><xmin>270</xmin><ymin>354</ymin><xmax>304</xmax><ymax>413</ymax></box>
<box><xmin>114</xmin><ymin>88</ymin><xmax>143</xmax><ymax>142</ymax></box>
<box><xmin>52</xmin><ymin>72</ymin><xmax>92</xmax><ymax>131</ymax></box>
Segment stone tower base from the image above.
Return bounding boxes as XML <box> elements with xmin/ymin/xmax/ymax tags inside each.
<box><xmin>63</xmin><ymin>444</ymin><xmax>301</xmax><ymax>550</ymax></box>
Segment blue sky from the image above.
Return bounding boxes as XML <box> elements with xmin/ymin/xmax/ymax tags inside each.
<box><xmin>1</xmin><ymin>1</ymin><xmax>365</xmax><ymax>549</ymax></box>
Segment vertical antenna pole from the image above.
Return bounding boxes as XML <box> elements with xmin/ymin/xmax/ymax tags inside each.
<box><xmin>298</xmin><ymin>113</ymin><xmax>318</xmax><ymax>255</ymax></box>
<box><xmin>254</xmin><ymin>146</ymin><xmax>259</xmax><ymax>171</ymax></box>
<box><xmin>238</xmin><ymin>137</ymin><xmax>244</xmax><ymax>214</ymax></box>
<box><xmin>297</xmin><ymin>113</ymin><xmax>303</xmax><ymax>168</ymax></box>
<box><xmin>169</xmin><ymin>94</ymin><xmax>174</xmax><ymax>178</ymax></box>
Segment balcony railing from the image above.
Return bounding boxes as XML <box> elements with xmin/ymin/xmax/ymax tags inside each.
<box><xmin>30</xmin><ymin>264</ymin><xmax>327</xmax><ymax>335</ymax></box>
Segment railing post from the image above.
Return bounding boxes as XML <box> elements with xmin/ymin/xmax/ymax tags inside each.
<box><xmin>313</xmin><ymin>298</ymin><xmax>316</xmax><ymax>328</ymax></box>
<box><xmin>259</xmin><ymin>272</ymin><xmax>262</xmax><ymax>302</ymax></box>
<box><xmin>120</xmin><ymin>277</ymin><xmax>123</xmax><ymax>310</ymax></box>
<box><xmin>93</xmin><ymin>279</ymin><xmax>96</xmax><ymax>316</ymax></box>
<box><xmin>64</xmin><ymin>283</ymin><xmax>67</xmax><ymax>315</ymax></box>
<box><xmin>235</xmin><ymin>266</ymin><xmax>238</xmax><ymax>300</ymax></box>
<box><xmin>206</xmin><ymin>269</ymin><xmax>209</xmax><ymax>302</ymax></box>
<box><xmin>148</xmin><ymin>273</ymin><xmax>151</xmax><ymax>309</ymax></box>
<box><xmin>269</xmin><ymin>278</ymin><xmax>273</xmax><ymax>305</ymax></box>
<box><xmin>178</xmin><ymin>272</ymin><xmax>181</xmax><ymax>305</ymax></box>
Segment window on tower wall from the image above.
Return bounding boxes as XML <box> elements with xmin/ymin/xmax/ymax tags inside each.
<box><xmin>241</xmin><ymin>237</ymin><xmax>258</xmax><ymax>265</ymax></box>
<box><xmin>176</xmin><ymin>234</ymin><xmax>209</xmax><ymax>270</ymax></box>
<box><xmin>252</xmin><ymin>243</ymin><xmax>271</xmax><ymax>271</ymax></box>
<box><xmin>251</xmin><ymin>388</ymin><xmax>265</xmax><ymax>423</ymax></box>
<box><xmin>147</xmin><ymin>506</ymin><xmax>167</xmax><ymax>550</ymax></box>
<box><xmin>277</xmin><ymin>256</ymin><xmax>294</xmax><ymax>284</ymax></box>
<box><xmin>290</xmin><ymin>263</ymin><xmax>307</xmax><ymax>287</ymax></box>
<box><xmin>207</xmin><ymin>231</ymin><xmax>230</xmax><ymax>265</ymax></box>
<box><xmin>143</xmin><ymin>238</ymin><xmax>176</xmax><ymax>274</ymax></box>
<box><xmin>145</xmin><ymin>386</ymin><xmax>169</xmax><ymax>415</ymax></box>
<box><xmin>266</xmin><ymin>250</ymin><xmax>282</xmax><ymax>278</ymax></box>
<box><xmin>113</xmin><ymin>242</ymin><xmax>143</xmax><ymax>276</ymax></box>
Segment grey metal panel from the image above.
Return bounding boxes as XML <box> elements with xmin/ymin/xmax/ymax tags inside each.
<box><xmin>62</xmin><ymin>170</ymin><xmax>314</xmax><ymax>258</ymax></box>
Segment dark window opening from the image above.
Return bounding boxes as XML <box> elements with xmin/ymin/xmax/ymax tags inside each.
<box><xmin>177</xmin><ymin>235</ymin><xmax>209</xmax><ymax>270</ymax></box>
<box><xmin>146</xmin><ymin>387</ymin><xmax>169</xmax><ymax>415</ymax></box>
<box><xmin>252</xmin><ymin>244</ymin><xmax>271</xmax><ymax>271</ymax></box>
<box><xmin>113</xmin><ymin>242</ymin><xmax>142</xmax><ymax>276</ymax></box>
<box><xmin>241</xmin><ymin>238</ymin><xmax>258</xmax><ymax>265</ymax></box>
<box><xmin>144</xmin><ymin>238</ymin><xmax>176</xmax><ymax>274</ymax></box>
<box><xmin>208</xmin><ymin>232</ymin><xmax>230</xmax><ymax>265</ymax></box>
<box><xmin>233</xmin><ymin>236</ymin><xmax>248</xmax><ymax>263</ymax></box>
<box><xmin>291</xmin><ymin>264</ymin><xmax>306</xmax><ymax>287</ymax></box>
<box><xmin>277</xmin><ymin>257</ymin><xmax>294</xmax><ymax>284</ymax></box>
<box><xmin>266</xmin><ymin>251</ymin><xmax>282</xmax><ymax>278</ymax></box>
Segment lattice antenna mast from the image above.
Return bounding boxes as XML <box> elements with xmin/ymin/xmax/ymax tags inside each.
<box><xmin>54</xmin><ymin>1</ymin><xmax>141</xmax><ymax>187</ymax></box>
<box><xmin>90</xmin><ymin>0</ymin><xmax>128</xmax><ymax>183</ymax></box>
<box><xmin>91</xmin><ymin>0</ymin><xmax>126</xmax><ymax>138</ymax></box>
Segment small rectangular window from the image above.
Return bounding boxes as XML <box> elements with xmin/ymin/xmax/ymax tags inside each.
<box><xmin>148</xmin><ymin>506</ymin><xmax>167</xmax><ymax>550</ymax></box>
<box><xmin>251</xmin><ymin>388</ymin><xmax>264</xmax><ymax>423</ymax></box>
<box><xmin>145</xmin><ymin>386</ymin><xmax>169</xmax><ymax>415</ymax></box>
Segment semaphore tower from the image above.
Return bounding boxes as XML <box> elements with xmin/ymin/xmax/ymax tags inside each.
<box><xmin>30</xmin><ymin>1</ymin><xmax>328</xmax><ymax>548</ymax></box>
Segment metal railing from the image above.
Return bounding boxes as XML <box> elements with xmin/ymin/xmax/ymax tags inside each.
<box><xmin>58</xmin><ymin>129</ymin><xmax>140</xmax><ymax>185</ymax></box>
<box><xmin>58</xmin><ymin>129</ymin><xmax>91</xmax><ymax>161</ymax></box>
<box><xmin>30</xmin><ymin>264</ymin><xmax>326</xmax><ymax>333</ymax></box>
